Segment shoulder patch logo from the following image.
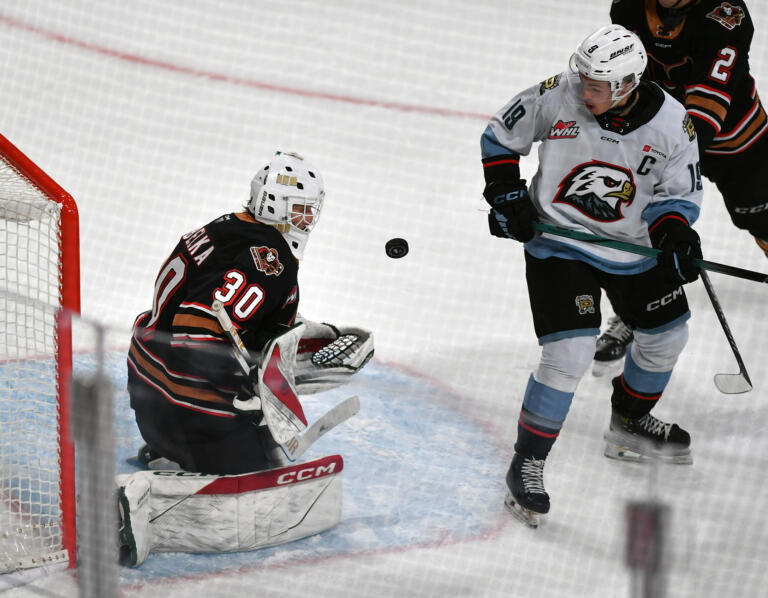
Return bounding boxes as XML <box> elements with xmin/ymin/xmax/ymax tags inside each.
<box><xmin>539</xmin><ymin>74</ymin><xmax>562</xmax><ymax>95</ymax></box>
<box><xmin>251</xmin><ymin>246</ymin><xmax>284</xmax><ymax>276</ymax></box>
<box><xmin>682</xmin><ymin>114</ymin><xmax>696</xmax><ymax>142</ymax></box>
<box><xmin>548</xmin><ymin>120</ymin><xmax>580</xmax><ymax>139</ymax></box>
<box><xmin>553</xmin><ymin>161</ymin><xmax>636</xmax><ymax>222</ymax></box>
<box><xmin>706</xmin><ymin>2</ymin><xmax>745</xmax><ymax>30</ymax></box>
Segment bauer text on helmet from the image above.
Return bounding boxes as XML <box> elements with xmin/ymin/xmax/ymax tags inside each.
<box><xmin>247</xmin><ymin>151</ymin><xmax>325</xmax><ymax>260</ymax></box>
<box><xmin>569</xmin><ymin>24</ymin><xmax>647</xmax><ymax>106</ymax></box>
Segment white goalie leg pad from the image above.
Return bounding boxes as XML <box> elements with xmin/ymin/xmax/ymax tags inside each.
<box><xmin>117</xmin><ymin>454</ymin><xmax>344</xmax><ymax>566</ymax></box>
<box><xmin>294</xmin><ymin>316</ymin><xmax>374</xmax><ymax>394</ymax></box>
<box><xmin>117</xmin><ymin>472</ymin><xmax>152</xmax><ymax>568</ymax></box>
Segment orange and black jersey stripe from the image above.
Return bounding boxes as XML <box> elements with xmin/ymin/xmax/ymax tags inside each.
<box><xmin>612</xmin><ymin>0</ymin><xmax>766</xmax><ymax>155</ymax></box>
<box><xmin>127</xmin><ymin>212</ymin><xmax>299</xmax><ymax>416</ymax></box>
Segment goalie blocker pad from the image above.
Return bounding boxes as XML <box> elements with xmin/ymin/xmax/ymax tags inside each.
<box><xmin>117</xmin><ymin>454</ymin><xmax>344</xmax><ymax>567</ymax></box>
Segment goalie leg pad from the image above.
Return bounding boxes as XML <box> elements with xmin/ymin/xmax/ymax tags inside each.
<box><xmin>117</xmin><ymin>454</ymin><xmax>344</xmax><ymax>566</ymax></box>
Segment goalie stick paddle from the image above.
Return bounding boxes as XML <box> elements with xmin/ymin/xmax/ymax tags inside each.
<box><xmin>211</xmin><ymin>300</ymin><xmax>360</xmax><ymax>459</ymax></box>
<box><xmin>532</xmin><ymin>221</ymin><xmax>768</xmax><ymax>285</ymax></box>
<box><xmin>282</xmin><ymin>395</ymin><xmax>360</xmax><ymax>460</ymax></box>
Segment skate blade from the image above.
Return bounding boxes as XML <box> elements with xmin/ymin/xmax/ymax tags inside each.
<box><xmin>603</xmin><ymin>440</ymin><xmax>693</xmax><ymax>465</ymax></box>
<box><xmin>504</xmin><ymin>491</ymin><xmax>542</xmax><ymax>528</ymax></box>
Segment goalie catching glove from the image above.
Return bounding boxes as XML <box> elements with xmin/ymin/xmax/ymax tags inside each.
<box><xmin>233</xmin><ymin>317</ymin><xmax>373</xmax><ymax>408</ymax></box>
<box><xmin>294</xmin><ymin>317</ymin><xmax>374</xmax><ymax>394</ymax></box>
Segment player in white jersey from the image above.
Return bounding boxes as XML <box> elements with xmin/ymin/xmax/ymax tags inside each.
<box><xmin>480</xmin><ymin>25</ymin><xmax>703</xmax><ymax>527</ymax></box>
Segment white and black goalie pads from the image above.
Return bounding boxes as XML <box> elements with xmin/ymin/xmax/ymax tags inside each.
<box><xmin>117</xmin><ymin>454</ymin><xmax>344</xmax><ymax>567</ymax></box>
<box><xmin>294</xmin><ymin>318</ymin><xmax>374</xmax><ymax>394</ymax></box>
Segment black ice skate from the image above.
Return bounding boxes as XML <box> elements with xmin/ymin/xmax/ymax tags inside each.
<box><xmin>604</xmin><ymin>410</ymin><xmax>692</xmax><ymax>465</ymax></box>
<box><xmin>504</xmin><ymin>453</ymin><xmax>550</xmax><ymax>528</ymax></box>
<box><xmin>593</xmin><ymin>315</ymin><xmax>633</xmax><ymax>376</ymax></box>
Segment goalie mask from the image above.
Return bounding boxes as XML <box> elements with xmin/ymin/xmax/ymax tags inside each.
<box><xmin>247</xmin><ymin>151</ymin><xmax>325</xmax><ymax>260</ymax></box>
<box><xmin>569</xmin><ymin>24</ymin><xmax>647</xmax><ymax>105</ymax></box>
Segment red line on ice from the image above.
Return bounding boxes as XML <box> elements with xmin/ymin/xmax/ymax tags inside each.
<box><xmin>0</xmin><ymin>13</ymin><xmax>490</xmax><ymax>121</ymax></box>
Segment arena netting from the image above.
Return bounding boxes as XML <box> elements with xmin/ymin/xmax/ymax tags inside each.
<box><xmin>1</xmin><ymin>1</ymin><xmax>768</xmax><ymax>597</ymax></box>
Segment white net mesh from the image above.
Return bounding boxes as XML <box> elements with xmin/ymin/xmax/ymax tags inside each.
<box><xmin>0</xmin><ymin>152</ymin><xmax>69</xmax><ymax>573</ymax></box>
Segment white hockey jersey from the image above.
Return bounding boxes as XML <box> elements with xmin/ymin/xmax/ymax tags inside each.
<box><xmin>481</xmin><ymin>72</ymin><xmax>703</xmax><ymax>274</ymax></box>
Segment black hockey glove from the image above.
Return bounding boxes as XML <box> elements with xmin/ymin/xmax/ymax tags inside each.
<box><xmin>483</xmin><ymin>179</ymin><xmax>537</xmax><ymax>242</ymax></box>
<box><xmin>649</xmin><ymin>215</ymin><xmax>702</xmax><ymax>284</ymax></box>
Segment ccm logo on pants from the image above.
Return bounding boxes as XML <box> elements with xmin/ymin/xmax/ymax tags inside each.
<box><xmin>647</xmin><ymin>287</ymin><xmax>683</xmax><ymax>311</ymax></box>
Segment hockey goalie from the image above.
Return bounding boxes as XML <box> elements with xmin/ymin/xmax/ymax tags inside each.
<box><xmin>120</xmin><ymin>151</ymin><xmax>373</xmax><ymax>566</ymax></box>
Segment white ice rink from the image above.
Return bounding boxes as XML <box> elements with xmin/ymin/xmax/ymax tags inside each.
<box><xmin>2</xmin><ymin>1</ymin><xmax>768</xmax><ymax>596</ymax></box>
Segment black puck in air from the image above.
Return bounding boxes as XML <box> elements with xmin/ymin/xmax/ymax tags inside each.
<box><xmin>385</xmin><ymin>238</ymin><xmax>409</xmax><ymax>258</ymax></box>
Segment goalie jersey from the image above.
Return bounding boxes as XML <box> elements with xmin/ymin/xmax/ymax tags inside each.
<box><xmin>127</xmin><ymin>212</ymin><xmax>299</xmax><ymax>417</ymax></box>
<box><xmin>481</xmin><ymin>73</ymin><xmax>703</xmax><ymax>273</ymax></box>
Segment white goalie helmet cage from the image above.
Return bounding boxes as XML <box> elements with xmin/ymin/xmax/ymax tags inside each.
<box><xmin>247</xmin><ymin>151</ymin><xmax>325</xmax><ymax>260</ymax></box>
<box><xmin>569</xmin><ymin>24</ymin><xmax>647</xmax><ymax>104</ymax></box>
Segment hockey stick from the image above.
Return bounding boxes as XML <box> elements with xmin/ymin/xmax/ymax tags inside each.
<box><xmin>211</xmin><ymin>300</ymin><xmax>360</xmax><ymax>460</ymax></box>
<box><xmin>532</xmin><ymin>222</ymin><xmax>753</xmax><ymax>394</ymax></box>
<box><xmin>532</xmin><ymin>221</ymin><xmax>768</xmax><ymax>284</ymax></box>
<box><xmin>699</xmin><ymin>271</ymin><xmax>753</xmax><ymax>394</ymax></box>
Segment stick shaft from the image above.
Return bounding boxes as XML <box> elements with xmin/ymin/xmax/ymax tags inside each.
<box><xmin>532</xmin><ymin>222</ymin><xmax>768</xmax><ymax>284</ymax></box>
<box><xmin>211</xmin><ymin>300</ymin><xmax>252</xmax><ymax>377</ymax></box>
<box><xmin>699</xmin><ymin>271</ymin><xmax>753</xmax><ymax>391</ymax></box>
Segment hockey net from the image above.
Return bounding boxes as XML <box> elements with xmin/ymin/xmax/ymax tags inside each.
<box><xmin>0</xmin><ymin>133</ymin><xmax>79</xmax><ymax>574</ymax></box>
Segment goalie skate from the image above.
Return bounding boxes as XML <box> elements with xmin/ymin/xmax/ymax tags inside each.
<box><xmin>604</xmin><ymin>411</ymin><xmax>692</xmax><ymax>465</ymax></box>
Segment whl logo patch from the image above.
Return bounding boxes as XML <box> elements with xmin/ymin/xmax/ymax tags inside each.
<box><xmin>548</xmin><ymin>120</ymin><xmax>580</xmax><ymax>139</ymax></box>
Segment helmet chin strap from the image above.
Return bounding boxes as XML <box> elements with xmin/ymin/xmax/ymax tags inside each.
<box><xmin>607</xmin><ymin>88</ymin><xmax>639</xmax><ymax>115</ymax></box>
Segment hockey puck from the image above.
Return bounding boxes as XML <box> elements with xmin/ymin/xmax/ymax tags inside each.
<box><xmin>385</xmin><ymin>238</ymin><xmax>409</xmax><ymax>258</ymax></box>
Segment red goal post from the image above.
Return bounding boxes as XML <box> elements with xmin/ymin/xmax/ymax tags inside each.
<box><xmin>0</xmin><ymin>132</ymin><xmax>79</xmax><ymax>572</ymax></box>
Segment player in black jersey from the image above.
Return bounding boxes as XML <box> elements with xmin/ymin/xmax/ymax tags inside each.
<box><xmin>595</xmin><ymin>0</ymin><xmax>768</xmax><ymax>366</ymax></box>
<box><xmin>127</xmin><ymin>151</ymin><xmax>322</xmax><ymax>474</ymax></box>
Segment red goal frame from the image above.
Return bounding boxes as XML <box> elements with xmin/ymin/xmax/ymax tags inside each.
<box><xmin>0</xmin><ymin>132</ymin><xmax>80</xmax><ymax>568</ymax></box>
